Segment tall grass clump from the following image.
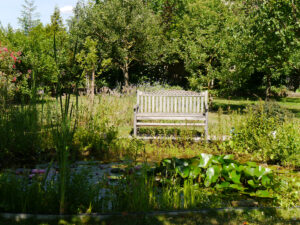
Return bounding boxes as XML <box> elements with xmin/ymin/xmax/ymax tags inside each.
<box><xmin>224</xmin><ymin>101</ymin><xmax>300</xmax><ymax>166</ymax></box>
<box><xmin>0</xmin><ymin>102</ymin><xmax>51</xmax><ymax>167</ymax></box>
<box><xmin>72</xmin><ymin>95</ymin><xmax>125</xmax><ymax>160</ymax></box>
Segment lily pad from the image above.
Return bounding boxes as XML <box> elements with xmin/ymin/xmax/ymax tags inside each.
<box><xmin>199</xmin><ymin>153</ymin><xmax>213</xmax><ymax>168</ymax></box>
<box><xmin>205</xmin><ymin>165</ymin><xmax>220</xmax><ymax>187</ymax></box>
<box><xmin>255</xmin><ymin>190</ymin><xmax>272</xmax><ymax>198</ymax></box>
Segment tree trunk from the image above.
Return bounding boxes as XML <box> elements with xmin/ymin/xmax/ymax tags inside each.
<box><xmin>266</xmin><ymin>74</ymin><xmax>271</xmax><ymax>101</ymax></box>
<box><xmin>122</xmin><ymin>60</ymin><xmax>129</xmax><ymax>88</ymax></box>
<box><xmin>86</xmin><ymin>69</ymin><xmax>95</xmax><ymax>101</ymax></box>
<box><xmin>86</xmin><ymin>74</ymin><xmax>89</xmax><ymax>95</ymax></box>
<box><xmin>90</xmin><ymin>68</ymin><xmax>95</xmax><ymax>100</ymax></box>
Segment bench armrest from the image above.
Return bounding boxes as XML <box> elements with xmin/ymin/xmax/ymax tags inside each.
<box><xmin>134</xmin><ymin>104</ymin><xmax>139</xmax><ymax>112</ymax></box>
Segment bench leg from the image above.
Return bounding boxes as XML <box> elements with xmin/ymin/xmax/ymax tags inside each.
<box><xmin>205</xmin><ymin>113</ymin><xmax>208</xmax><ymax>141</ymax></box>
<box><xmin>133</xmin><ymin>112</ymin><xmax>137</xmax><ymax>137</ymax></box>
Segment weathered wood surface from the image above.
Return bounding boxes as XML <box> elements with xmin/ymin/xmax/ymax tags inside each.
<box><xmin>133</xmin><ymin>90</ymin><xmax>209</xmax><ymax>139</ymax></box>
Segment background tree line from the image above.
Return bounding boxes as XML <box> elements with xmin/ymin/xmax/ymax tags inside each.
<box><xmin>0</xmin><ymin>0</ymin><xmax>299</xmax><ymax>100</ymax></box>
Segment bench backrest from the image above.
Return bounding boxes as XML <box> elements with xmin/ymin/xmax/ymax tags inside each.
<box><xmin>137</xmin><ymin>90</ymin><xmax>208</xmax><ymax>114</ymax></box>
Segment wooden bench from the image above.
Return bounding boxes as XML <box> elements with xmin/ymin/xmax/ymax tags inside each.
<box><xmin>133</xmin><ymin>90</ymin><xmax>208</xmax><ymax>140</ymax></box>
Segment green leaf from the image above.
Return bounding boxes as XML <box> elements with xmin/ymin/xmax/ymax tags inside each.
<box><xmin>255</xmin><ymin>166</ymin><xmax>272</xmax><ymax>179</ymax></box>
<box><xmin>247</xmin><ymin>179</ymin><xmax>258</xmax><ymax>188</ymax></box>
<box><xmin>229</xmin><ymin>183</ymin><xmax>244</xmax><ymax>191</ymax></box>
<box><xmin>255</xmin><ymin>190</ymin><xmax>272</xmax><ymax>198</ymax></box>
<box><xmin>261</xmin><ymin>175</ymin><xmax>271</xmax><ymax>187</ymax></box>
<box><xmin>237</xmin><ymin>165</ymin><xmax>244</xmax><ymax>172</ymax></box>
<box><xmin>244</xmin><ymin>166</ymin><xmax>255</xmax><ymax>177</ymax></box>
<box><xmin>162</xmin><ymin>158</ymin><xmax>171</xmax><ymax>164</ymax></box>
<box><xmin>189</xmin><ymin>166</ymin><xmax>201</xmax><ymax>179</ymax></box>
<box><xmin>176</xmin><ymin>166</ymin><xmax>190</xmax><ymax>179</ymax></box>
<box><xmin>246</xmin><ymin>162</ymin><xmax>257</xmax><ymax>167</ymax></box>
<box><xmin>223</xmin><ymin>163</ymin><xmax>238</xmax><ymax>173</ymax></box>
<box><xmin>229</xmin><ymin>170</ymin><xmax>241</xmax><ymax>184</ymax></box>
<box><xmin>211</xmin><ymin>155</ymin><xmax>224</xmax><ymax>164</ymax></box>
<box><xmin>216</xmin><ymin>182</ymin><xmax>230</xmax><ymax>189</ymax></box>
<box><xmin>254</xmin><ymin>166</ymin><xmax>265</xmax><ymax>178</ymax></box>
<box><xmin>205</xmin><ymin>165</ymin><xmax>221</xmax><ymax>187</ymax></box>
<box><xmin>199</xmin><ymin>153</ymin><xmax>213</xmax><ymax>168</ymax></box>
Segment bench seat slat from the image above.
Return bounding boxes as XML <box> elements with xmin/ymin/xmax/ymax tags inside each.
<box><xmin>137</xmin><ymin>116</ymin><xmax>206</xmax><ymax>121</ymax></box>
<box><xmin>136</xmin><ymin>122</ymin><xmax>206</xmax><ymax>126</ymax></box>
<box><xmin>136</xmin><ymin>113</ymin><xmax>204</xmax><ymax>116</ymax></box>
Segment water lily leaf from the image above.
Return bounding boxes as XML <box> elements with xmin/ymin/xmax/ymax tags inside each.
<box><xmin>255</xmin><ymin>190</ymin><xmax>272</xmax><ymax>198</ymax></box>
<box><xmin>199</xmin><ymin>153</ymin><xmax>213</xmax><ymax>168</ymax></box>
<box><xmin>237</xmin><ymin>165</ymin><xmax>244</xmax><ymax>172</ymax></box>
<box><xmin>229</xmin><ymin>183</ymin><xmax>244</xmax><ymax>191</ymax></box>
<box><xmin>246</xmin><ymin>162</ymin><xmax>257</xmax><ymax>167</ymax></box>
<box><xmin>216</xmin><ymin>182</ymin><xmax>230</xmax><ymax>189</ymax></box>
<box><xmin>255</xmin><ymin>166</ymin><xmax>273</xmax><ymax>180</ymax></box>
<box><xmin>223</xmin><ymin>163</ymin><xmax>238</xmax><ymax>173</ymax></box>
<box><xmin>262</xmin><ymin>175</ymin><xmax>271</xmax><ymax>187</ymax></box>
<box><xmin>247</xmin><ymin>179</ymin><xmax>258</xmax><ymax>188</ymax></box>
<box><xmin>254</xmin><ymin>166</ymin><xmax>266</xmax><ymax>178</ymax></box>
<box><xmin>175</xmin><ymin>166</ymin><xmax>190</xmax><ymax>179</ymax></box>
<box><xmin>189</xmin><ymin>166</ymin><xmax>201</xmax><ymax>179</ymax></box>
<box><xmin>211</xmin><ymin>155</ymin><xmax>224</xmax><ymax>164</ymax></box>
<box><xmin>229</xmin><ymin>170</ymin><xmax>241</xmax><ymax>184</ymax></box>
<box><xmin>205</xmin><ymin>165</ymin><xmax>221</xmax><ymax>187</ymax></box>
<box><xmin>244</xmin><ymin>166</ymin><xmax>255</xmax><ymax>177</ymax></box>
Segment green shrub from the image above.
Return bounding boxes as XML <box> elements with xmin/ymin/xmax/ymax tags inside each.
<box><xmin>225</xmin><ymin>102</ymin><xmax>300</xmax><ymax>166</ymax></box>
<box><xmin>72</xmin><ymin>117</ymin><xmax>119</xmax><ymax>160</ymax></box>
<box><xmin>251</xmin><ymin>100</ymin><xmax>291</xmax><ymax>122</ymax></box>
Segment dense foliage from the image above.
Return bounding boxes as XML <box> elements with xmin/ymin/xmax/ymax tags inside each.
<box><xmin>224</xmin><ymin>102</ymin><xmax>300</xmax><ymax>166</ymax></box>
<box><xmin>0</xmin><ymin>0</ymin><xmax>299</xmax><ymax>98</ymax></box>
<box><xmin>151</xmin><ymin>154</ymin><xmax>276</xmax><ymax>198</ymax></box>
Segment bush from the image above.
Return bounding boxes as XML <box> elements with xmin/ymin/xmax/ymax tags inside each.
<box><xmin>72</xmin><ymin>122</ymin><xmax>119</xmax><ymax>160</ymax></box>
<box><xmin>225</xmin><ymin>101</ymin><xmax>300</xmax><ymax>166</ymax></box>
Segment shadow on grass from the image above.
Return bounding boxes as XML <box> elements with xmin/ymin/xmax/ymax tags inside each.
<box><xmin>1</xmin><ymin>208</ymin><xmax>299</xmax><ymax>225</ymax></box>
<box><xmin>211</xmin><ymin>101</ymin><xmax>250</xmax><ymax>113</ymax></box>
<box><xmin>279</xmin><ymin>98</ymin><xmax>300</xmax><ymax>104</ymax></box>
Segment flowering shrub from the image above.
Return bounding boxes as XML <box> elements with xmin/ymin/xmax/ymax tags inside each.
<box><xmin>0</xmin><ymin>42</ymin><xmax>23</xmax><ymax>104</ymax></box>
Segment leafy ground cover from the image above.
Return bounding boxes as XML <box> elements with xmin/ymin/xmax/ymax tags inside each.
<box><xmin>151</xmin><ymin>154</ymin><xmax>276</xmax><ymax>198</ymax></box>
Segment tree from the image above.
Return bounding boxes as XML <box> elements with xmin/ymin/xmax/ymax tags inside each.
<box><xmin>76</xmin><ymin>0</ymin><xmax>163</xmax><ymax>87</ymax></box>
<box><xmin>176</xmin><ymin>0</ymin><xmax>244</xmax><ymax>91</ymax></box>
<box><xmin>245</xmin><ymin>0</ymin><xmax>299</xmax><ymax>99</ymax></box>
<box><xmin>18</xmin><ymin>0</ymin><xmax>40</xmax><ymax>35</ymax></box>
<box><xmin>51</xmin><ymin>6</ymin><xmax>64</xmax><ymax>32</ymax></box>
<box><xmin>76</xmin><ymin>37</ymin><xmax>98</xmax><ymax>99</ymax></box>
